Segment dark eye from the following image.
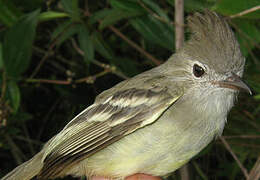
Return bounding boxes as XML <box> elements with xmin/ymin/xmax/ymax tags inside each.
<box><xmin>193</xmin><ymin>64</ymin><xmax>205</xmax><ymax>77</ymax></box>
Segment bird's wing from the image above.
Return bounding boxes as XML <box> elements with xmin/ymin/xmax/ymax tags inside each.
<box><xmin>38</xmin><ymin>87</ymin><xmax>182</xmax><ymax>178</ymax></box>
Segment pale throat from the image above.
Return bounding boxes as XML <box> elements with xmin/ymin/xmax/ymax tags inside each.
<box><xmin>183</xmin><ymin>87</ymin><xmax>236</xmax><ymax>136</ymax></box>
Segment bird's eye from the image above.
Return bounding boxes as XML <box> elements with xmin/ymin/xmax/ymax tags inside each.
<box><xmin>193</xmin><ymin>64</ymin><xmax>205</xmax><ymax>77</ymax></box>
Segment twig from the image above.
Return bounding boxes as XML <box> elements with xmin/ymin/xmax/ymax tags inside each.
<box><xmin>175</xmin><ymin>0</ymin><xmax>188</xmax><ymax>179</ymax></box>
<box><xmin>25</xmin><ymin>68</ymin><xmax>127</xmax><ymax>85</ymax></box>
<box><xmin>192</xmin><ymin>161</ymin><xmax>208</xmax><ymax>180</ymax></box>
<box><xmin>138</xmin><ymin>0</ymin><xmax>170</xmax><ymax>24</ymax></box>
<box><xmin>248</xmin><ymin>156</ymin><xmax>260</xmax><ymax>180</ymax></box>
<box><xmin>25</xmin><ymin>78</ymin><xmax>71</xmax><ymax>85</ymax></box>
<box><xmin>175</xmin><ymin>0</ymin><xmax>184</xmax><ymax>51</ymax></box>
<box><xmin>138</xmin><ymin>0</ymin><xmax>186</xmax><ymax>28</ymax></box>
<box><xmin>30</xmin><ymin>22</ymin><xmax>76</xmax><ymax>78</ymax></box>
<box><xmin>242</xmin><ymin>110</ymin><xmax>260</xmax><ymax>131</ymax></box>
<box><xmin>229</xmin><ymin>21</ymin><xmax>260</xmax><ymax>50</ymax></box>
<box><xmin>223</xmin><ymin>135</ymin><xmax>260</xmax><ymax>139</ymax></box>
<box><xmin>33</xmin><ymin>46</ymin><xmax>78</xmax><ymax>68</ymax></box>
<box><xmin>15</xmin><ymin>136</ymin><xmax>43</xmax><ymax>146</ymax></box>
<box><xmin>30</xmin><ymin>48</ymin><xmax>54</xmax><ymax>78</ymax></box>
<box><xmin>108</xmin><ymin>25</ymin><xmax>162</xmax><ymax>65</ymax></box>
<box><xmin>22</xmin><ymin>124</ymin><xmax>36</xmax><ymax>155</ymax></box>
<box><xmin>36</xmin><ymin>99</ymin><xmax>61</xmax><ymax>140</ymax></box>
<box><xmin>226</xmin><ymin>19</ymin><xmax>260</xmax><ymax>65</ymax></box>
<box><xmin>220</xmin><ymin>136</ymin><xmax>249</xmax><ymax>179</ymax></box>
<box><xmin>1</xmin><ymin>71</ymin><xmax>6</xmax><ymax>99</ymax></box>
<box><xmin>75</xmin><ymin>69</ymin><xmax>111</xmax><ymax>83</ymax></box>
<box><xmin>216</xmin><ymin>141</ymin><xmax>260</xmax><ymax>149</ymax></box>
<box><xmin>32</xmin><ymin>41</ymin><xmax>130</xmax><ymax>85</ymax></box>
<box><xmin>83</xmin><ymin>11</ymin><xmax>162</xmax><ymax>65</ymax></box>
<box><xmin>71</xmin><ymin>38</ymin><xmax>129</xmax><ymax>80</ymax></box>
<box><xmin>230</xmin><ymin>6</ymin><xmax>260</xmax><ymax>19</ymax></box>
<box><xmin>84</xmin><ymin>0</ymin><xmax>90</xmax><ymax>16</ymax></box>
<box><xmin>5</xmin><ymin>134</ymin><xmax>27</xmax><ymax>165</ymax></box>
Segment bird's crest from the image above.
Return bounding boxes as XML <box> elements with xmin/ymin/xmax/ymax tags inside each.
<box><xmin>182</xmin><ymin>10</ymin><xmax>245</xmax><ymax>73</ymax></box>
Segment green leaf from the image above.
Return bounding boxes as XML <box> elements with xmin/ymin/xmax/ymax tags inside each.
<box><xmin>8</xmin><ymin>111</ymin><xmax>33</xmax><ymax>125</ymax></box>
<box><xmin>38</xmin><ymin>11</ymin><xmax>69</xmax><ymax>22</ymax></box>
<box><xmin>7</xmin><ymin>81</ymin><xmax>20</xmax><ymax>113</ymax></box>
<box><xmin>110</xmin><ymin>0</ymin><xmax>145</xmax><ymax>12</ymax></box>
<box><xmin>78</xmin><ymin>25</ymin><xmax>94</xmax><ymax>64</ymax></box>
<box><xmin>110</xmin><ymin>57</ymin><xmax>140</xmax><ymax>76</ymax></box>
<box><xmin>10</xmin><ymin>0</ymin><xmax>43</xmax><ymax>12</ymax></box>
<box><xmin>254</xmin><ymin>94</ymin><xmax>260</xmax><ymax>100</ymax></box>
<box><xmin>0</xmin><ymin>0</ymin><xmax>21</xmax><ymax>27</ymax></box>
<box><xmin>60</xmin><ymin>0</ymin><xmax>80</xmax><ymax>21</ymax></box>
<box><xmin>130</xmin><ymin>15</ymin><xmax>174</xmax><ymax>51</ymax></box>
<box><xmin>141</xmin><ymin>0</ymin><xmax>170</xmax><ymax>22</ymax></box>
<box><xmin>99</xmin><ymin>9</ymin><xmax>145</xmax><ymax>30</ymax></box>
<box><xmin>89</xmin><ymin>9</ymin><xmax>113</xmax><ymax>25</ymax></box>
<box><xmin>52</xmin><ymin>21</ymin><xmax>81</xmax><ymax>46</ymax></box>
<box><xmin>233</xmin><ymin>20</ymin><xmax>260</xmax><ymax>56</ymax></box>
<box><xmin>91</xmin><ymin>31</ymin><xmax>114</xmax><ymax>59</ymax></box>
<box><xmin>3</xmin><ymin>9</ymin><xmax>40</xmax><ymax>77</ymax></box>
<box><xmin>213</xmin><ymin>0</ymin><xmax>260</xmax><ymax>19</ymax></box>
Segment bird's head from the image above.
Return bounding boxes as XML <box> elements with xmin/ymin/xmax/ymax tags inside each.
<box><xmin>167</xmin><ymin>11</ymin><xmax>251</xmax><ymax>98</ymax></box>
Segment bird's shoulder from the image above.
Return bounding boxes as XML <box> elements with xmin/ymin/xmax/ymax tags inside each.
<box><xmin>95</xmin><ymin>69</ymin><xmax>181</xmax><ymax>103</ymax></box>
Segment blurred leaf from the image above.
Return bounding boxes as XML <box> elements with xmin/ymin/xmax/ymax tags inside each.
<box><xmin>89</xmin><ymin>9</ymin><xmax>112</xmax><ymax>25</ymax></box>
<box><xmin>0</xmin><ymin>0</ymin><xmax>21</xmax><ymax>26</ymax></box>
<box><xmin>254</xmin><ymin>94</ymin><xmax>260</xmax><ymax>100</ymax></box>
<box><xmin>213</xmin><ymin>0</ymin><xmax>260</xmax><ymax>19</ymax></box>
<box><xmin>0</xmin><ymin>43</ymin><xmax>3</xmax><ymax>69</ymax></box>
<box><xmin>7</xmin><ymin>81</ymin><xmax>20</xmax><ymax>113</ymax></box>
<box><xmin>165</xmin><ymin>0</ymin><xmax>174</xmax><ymax>7</ymax></box>
<box><xmin>110</xmin><ymin>0</ymin><xmax>145</xmax><ymax>12</ymax></box>
<box><xmin>8</xmin><ymin>111</ymin><xmax>33</xmax><ymax>125</ymax></box>
<box><xmin>3</xmin><ymin>9</ymin><xmax>40</xmax><ymax>77</ymax></box>
<box><xmin>91</xmin><ymin>31</ymin><xmax>114</xmax><ymax>59</ymax></box>
<box><xmin>38</xmin><ymin>11</ymin><xmax>69</xmax><ymax>22</ymax></box>
<box><xmin>130</xmin><ymin>15</ymin><xmax>174</xmax><ymax>51</ymax></box>
<box><xmin>52</xmin><ymin>21</ymin><xmax>80</xmax><ymax>46</ymax></box>
<box><xmin>60</xmin><ymin>0</ymin><xmax>80</xmax><ymax>21</ymax></box>
<box><xmin>11</xmin><ymin>0</ymin><xmax>43</xmax><ymax>12</ymax></box>
<box><xmin>141</xmin><ymin>0</ymin><xmax>170</xmax><ymax>22</ymax></box>
<box><xmin>110</xmin><ymin>57</ymin><xmax>140</xmax><ymax>76</ymax></box>
<box><xmin>99</xmin><ymin>9</ymin><xmax>145</xmax><ymax>30</ymax></box>
<box><xmin>78</xmin><ymin>25</ymin><xmax>94</xmax><ymax>64</ymax></box>
<box><xmin>233</xmin><ymin>20</ymin><xmax>260</xmax><ymax>56</ymax></box>
<box><xmin>52</xmin><ymin>20</ymin><xmax>72</xmax><ymax>40</ymax></box>
<box><xmin>184</xmin><ymin>0</ymin><xmax>214</xmax><ymax>12</ymax></box>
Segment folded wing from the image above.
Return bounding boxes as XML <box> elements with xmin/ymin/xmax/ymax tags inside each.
<box><xmin>38</xmin><ymin>87</ymin><xmax>181</xmax><ymax>179</ymax></box>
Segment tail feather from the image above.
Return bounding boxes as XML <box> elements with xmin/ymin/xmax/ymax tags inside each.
<box><xmin>1</xmin><ymin>151</ymin><xmax>44</xmax><ymax>180</ymax></box>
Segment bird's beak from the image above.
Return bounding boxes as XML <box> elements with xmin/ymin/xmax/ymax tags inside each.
<box><xmin>216</xmin><ymin>73</ymin><xmax>252</xmax><ymax>95</ymax></box>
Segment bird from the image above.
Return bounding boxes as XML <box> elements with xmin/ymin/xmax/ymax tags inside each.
<box><xmin>2</xmin><ymin>10</ymin><xmax>251</xmax><ymax>180</ymax></box>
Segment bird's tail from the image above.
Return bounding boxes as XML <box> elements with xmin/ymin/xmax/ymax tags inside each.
<box><xmin>1</xmin><ymin>151</ymin><xmax>44</xmax><ymax>180</ymax></box>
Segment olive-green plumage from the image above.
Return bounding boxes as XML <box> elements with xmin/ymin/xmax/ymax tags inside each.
<box><xmin>2</xmin><ymin>11</ymin><xmax>250</xmax><ymax>180</ymax></box>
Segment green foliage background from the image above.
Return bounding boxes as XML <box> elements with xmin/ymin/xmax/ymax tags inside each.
<box><xmin>0</xmin><ymin>0</ymin><xmax>259</xmax><ymax>179</ymax></box>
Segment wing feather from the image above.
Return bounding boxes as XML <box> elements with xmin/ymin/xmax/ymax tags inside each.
<box><xmin>38</xmin><ymin>88</ymin><xmax>182</xmax><ymax>178</ymax></box>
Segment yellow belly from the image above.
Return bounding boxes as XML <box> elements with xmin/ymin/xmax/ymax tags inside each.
<box><xmin>67</xmin><ymin>102</ymin><xmax>223</xmax><ymax>179</ymax></box>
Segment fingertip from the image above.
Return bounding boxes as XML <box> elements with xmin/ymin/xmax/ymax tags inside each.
<box><xmin>125</xmin><ymin>173</ymin><xmax>161</xmax><ymax>180</ymax></box>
